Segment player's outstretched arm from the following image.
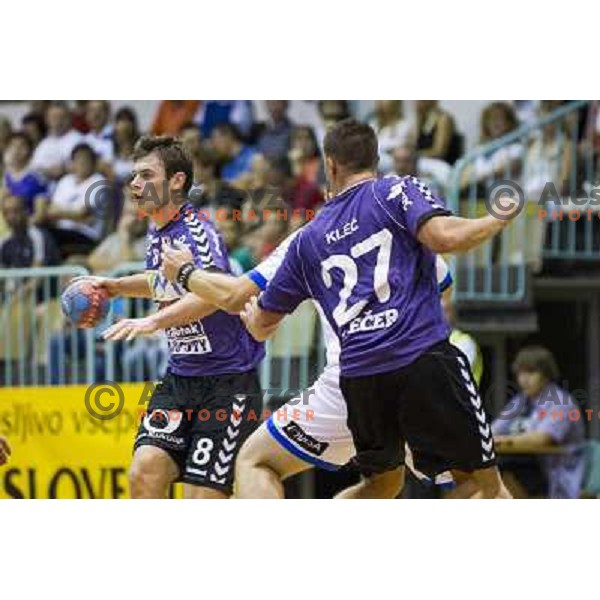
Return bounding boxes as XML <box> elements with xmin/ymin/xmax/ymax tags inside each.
<box><xmin>240</xmin><ymin>296</ymin><xmax>285</xmax><ymax>341</ymax></box>
<box><xmin>163</xmin><ymin>244</ymin><xmax>260</xmax><ymax>313</ymax></box>
<box><xmin>418</xmin><ymin>211</ymin><xmax>515</xmax><ymax>254</ymax></box>
<box><xmin>71</xmin><ymin>274</ymin><xmax>152</xmax><ymax>298</ymax></box>
<box><xmin>103</xmin><ymin>293</ymin><xmax>218</xmax><ymax>341</ymax></box>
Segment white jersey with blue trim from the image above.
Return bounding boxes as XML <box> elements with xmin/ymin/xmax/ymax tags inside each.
<box><xmin>248</xmin><ymin>231</ymin><xmax>452</xmax><ymax>369</ymax></box>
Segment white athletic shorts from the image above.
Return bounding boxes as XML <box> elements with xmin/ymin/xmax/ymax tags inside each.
<box><xmin>266</xmin><ymin>365</ymin><xmax>455</xmax><ymax>488</ymax></box>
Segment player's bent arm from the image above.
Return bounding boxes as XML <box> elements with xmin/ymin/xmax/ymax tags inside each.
<box><xmin>103</xmin><ymin>293</ymin><xmax>219</xmax><ymax>341</ymax></box>
<box><xmin>240</xmin><ymin>297</ymin><xmax>285</xmax><ymax>341</ymax></box>
<box><xmin>152</xmin><ymin>293</ymin><xmax>219</xmax><ymax>329</ymax></box>
<box><xmin>418</xmin><ymin>214</ymin><xmax>510</xmax><ymax>254</ymax></box>
<box><xmin>186</xmin><ymin>271</ymin><xmax>260</xmax><ymax>314</ymax></box>
<box><xmin>97</xmin><ymin>273</ymin><xmax>152</xmax><ymax>298</ymax></box>
<box><xmin>70</xmin><ymin>274</ymin><xmax>152</xmax><ymax>299</ymax></box>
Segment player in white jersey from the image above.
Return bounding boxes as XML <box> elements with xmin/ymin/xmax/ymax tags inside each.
<box><xmin>157</xmin><ymin>231</ymin><xmax>459</xmax><ymax>497</ymax></box>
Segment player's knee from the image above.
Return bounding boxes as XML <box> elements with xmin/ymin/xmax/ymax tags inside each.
<box><xmin>235</xmin><ymin>438</ymin><xmax>279</xmax><ymax>479</ymax></box>
<box><xmin>129</xmin><ymin>449</ymin><xmax>174</xmax><ymax>498</ymax></box>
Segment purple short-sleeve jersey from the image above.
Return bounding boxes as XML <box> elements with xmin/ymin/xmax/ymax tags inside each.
<box><xmin>258</xmin><ymin>176</ymin><xmax>452</xmax><ymax>377</ymax></box>
<box><xmin>145</xmin><ymin>204</ymin><xmax>264</xmax><ymax>376</ymax></box>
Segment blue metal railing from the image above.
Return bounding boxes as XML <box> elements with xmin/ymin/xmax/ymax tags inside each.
<box><xmin>447</xmin><ymin>100</ymin><xmax>593</xmax><ymax>302</ymax></box>
<box><xmin>0</xmin><ymin>265</ymin><xmax>95</xmax><ymax>385</ymax></box>
<box><xmin>0</xmin><ymin>265</ymin><xmax>322</xmax><ymax>397</ymax></box>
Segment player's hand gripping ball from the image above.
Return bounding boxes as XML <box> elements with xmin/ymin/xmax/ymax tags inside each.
<box><xmin>61</xmin><ymin>279</ymin><xmax>110</xmax><ymax>328</ymax></box>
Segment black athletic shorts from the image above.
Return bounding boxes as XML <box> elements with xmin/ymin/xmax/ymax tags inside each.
<box><xmin>134</xmin><ymin>369</ymin><xmax>262</xmax><ymax>493</ymax></box>
<box><xmin>339</xmin><ymin>340</ymin><xmax>497</xmax><ymax>478</ymax></box>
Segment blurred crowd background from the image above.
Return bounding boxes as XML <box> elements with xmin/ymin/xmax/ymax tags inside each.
<box><xmin>1</xmin><ymin>99</ymin><xmax>598</xmax><ymax>275</ymax></box>
<box><xmin>1</xmin><ymin>99</ymin><xmax>600</xmax><ymax>499</ymax></box>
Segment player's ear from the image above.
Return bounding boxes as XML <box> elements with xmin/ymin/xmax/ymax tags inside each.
<box><xmin>325</xmin><ymin>155</ymin><xmax>336</xmax><ymax>180</ymax></box>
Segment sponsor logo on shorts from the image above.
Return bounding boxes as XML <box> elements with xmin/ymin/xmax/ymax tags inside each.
<box><xmin>282</xmin><ymin>421</ymin><xmax>329</xmax><ymax>457</ymax></box>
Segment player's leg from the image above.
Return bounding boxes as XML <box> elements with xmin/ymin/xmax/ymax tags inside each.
<box><xmin>338</xmin><ymin>370</ymin><xmax>406</xmax><ymax>480</ymax></box>
<box><xmin>400</xmin><ymin>340</ymin><xmax>511</xmax><ymax>499</ymax></box>
<box><xmin>235</xmin><ymin>423</ymin><xmax>311</xmax><ymax>498</ymax></box>
<box><xmin>183</xmin><ymin>485</ymin><xmax>229</xmax><ymax>499</ymax></box>
<box><xmin>334</xmin><ymin>467</ymin><xmax>405</xmax><ymax>499</ymax></box>
<box><xmin>181</xmin><ymin>369</ymin><xmax>264</xmax><ymax>497</ymax></box>
<box><xmin>130</xmin><ymin>446</ymin><xmax>180</xmax><ymax>498</ymax></box>
<box><xmin>130</xmin><ymin>375</ymin><xmax>188</xmax><ymax>498</ymax></box>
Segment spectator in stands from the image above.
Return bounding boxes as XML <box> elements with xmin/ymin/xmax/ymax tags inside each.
<box><xmin>112</xmin><ymin>106</ymin><xmax>140</xmax><ymax>185</ymax></box>
<box><xmin>71</xmin><ymin>101</ymin><xmax>90</xmax><ymax>133</ymax></box>
<box><xmin>0</xmin><ymin>116</ymin><xmax>12</xmax><ymax>155</ymax></box>
<box><xmin>189</xmin><ymin>145</ymin><xmax>245</xmax><ymax>211</ymax></box>
<box><xmin>369</xmin><ymin>101</ymin><xmax>412</xmax><ymax>172</ymax></box>
<box><xmin>518</xmin><ymin>101</ymin><xmax>573</xmax><ymax>272</ymax></box>
<box><xmin>461</xmin><ymin>101</ymin><xmax>523</xmax><ymax>189</ymax></box>
<box><xmin>2</xmin><ymin>132</ymin><xmax>48</xmax><ymax>223</ymax></box>
<box><xmin>87</xmin><ymin>188</ymin><xmax>147</xmax><ymax>272</ymax></box>
<box><xmin>0</xmin><ymin>194</ymin><xmax>60</xmax><ymax>268</ymax></box>
<box><xmin>194</xmin><ymin>100</ymin><xmax>254</xmax><ymax>139</ymax></box>
<box><xmin>492</xmin><ymin>346</ymin><xmax>586</xmax><ymax>499</ymax></box>
<box><xmin>21</xmin><ymin>112</ymin><xmax>47</xmax><ymax>150</ymax></box>
<box><xmin>45</xmin><ymin>143</ymin><xmax>108</xmax><ymax>258</ymax></box>
<box><xmin>267</xmin><ymin>155</ymin><xmax>323</xmax><ymax>224</ymax></box>
<box><xmin>254</xmin><ymin>101</ymin><xmax>292</xmax><ymax>160</ymax></box>
<box><xmin>215</xmin><ymin>208</ymin><xmax>255</xmax><ymax>275</ymax></box>
<box><xmin>83</xmin><ymin>100</ymin><xmax>114</xmax><ymax>163</ymax></box>
<box><xmin>180</xmin><ymin>122</ymin><xmax>202</xmax><ymax>156</ymax></box>
<box><xmin>317</xmin><ymin>100</ymin><xmax>351</xmax><ymax>131</ymax></box>
<box><xmin>151</xmin><ymin>100</ymin><xmax>201</xmax><ymax>136</ymax></box>
<box><xmin>391</xmin><ymin>143</ymin><xmax>450</xmax><ymax>196</ymax></box>
<box><xmin>523</xmin><ymin>100</ymin><xmax>573</xmax><ymax>199</ymax></box>
<box><xmin>415</xmin><ymin>100</ymin><xmax>462</xmax><ymax>165</ymax></box>
<box><xmin>210</xmin><ymin>123</ymin><xmax>258</xmax><ymax>183</ymax></box>
<box><xmin>31</xmin><ymin>101</ymin><xmax>83</xmax><ymax>183</ymax></box>
<box><xmin>289</xmin><ymin>125</ymin><xmax>323</xmax><ymax>187</ymax></box>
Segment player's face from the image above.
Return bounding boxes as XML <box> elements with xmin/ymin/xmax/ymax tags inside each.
<box><xmin>131</xmin><ymin>152</ymin><xmax>186</xmax><ymax>211</ymax></box>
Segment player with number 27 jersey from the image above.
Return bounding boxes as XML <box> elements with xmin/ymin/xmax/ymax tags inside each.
<box><xmin>259</xmin><ymin>174</ymin><xmax>497</xmax><ymax>482</ymax></box>
<box><xmin>259</xmin><ymin>176</ymin><xmax>451</xmax><ymax>377</ymax></box>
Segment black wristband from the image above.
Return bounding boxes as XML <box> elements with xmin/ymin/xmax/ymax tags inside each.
<box><xmin>176</xmin><ymin>262</ymin><xmax>197</xmax><ymax>291</ymax></box>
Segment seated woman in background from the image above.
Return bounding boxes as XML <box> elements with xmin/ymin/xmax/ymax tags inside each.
<box><xmin>112</xmin><ymin>106</ymin><xmax>140</xmax><ymax>186</ymax></box>
<box><xmin>491</xmin><ymin>346</ymin><xmax>585</xmax><ymax>499</ymax></box>
<box><xmin>2</xmin><ymin>131</ymin><xmax>48</xmax><ymax>224</ymax></box>
<box><xmin>288</xmin><ymin>125</ymin><xmax>323</xmax><ymax>187</ymax></box>
<box><xmin>518</xmin><ymin>101</ymin><xmax>573</xmax><ymax>272</ymax></box>
<box><xmin>44</xmin><ymin>143</ymin><xmax>108</xmax><ymax>259</ymax></box>
<box><xmin>461</xmin><ymin>101</ymin><xmax>523</xmax><ymax>190</ymax></box>
<box><xmin>414</xmin><ymin>100</ymin><xmax>462</xmax><ymax>165</ymax></box>
<box><xmin>368</xmin><ymin>100</ymin><xmax>412</xmax><ymax>172</ymax></box>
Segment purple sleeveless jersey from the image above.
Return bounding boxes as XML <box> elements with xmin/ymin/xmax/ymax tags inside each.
<box><xmin>145</xmin><ymin>204</ymin><xmax>264</xmax><ymax>376</ymax></box>
<box><xmin>258</xmin><ymin>176</ymin><xmax>452</xmax><ymax>377</ymax></box>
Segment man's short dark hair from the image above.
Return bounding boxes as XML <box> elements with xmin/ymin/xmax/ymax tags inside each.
<box><xmin>323</xmin><ymin>118</ymin><xmax>379</xmax><ymax>173</ymax></box>
<box><xmin>8</xmin><ymin>131</ymin><xmax>34</xmax><ymax>156</ymax></box>
<box><xmin>133</xmin><ymin>135</ymin><xmax>194</xmax><ymax>194</ymax></box>
<box><xmin>192</xmin><ymin>145</ymin><xmax>222</xmax><ymax>178</ymax></box>
<box><xmin>71</xmin><ymin>142</ymin><xmax>97</xmax><ymax>164</ymax></box>
<box><xmin>212</xmin><ymin>122</ymin><xmax>242</xmax><ymax>142</ymax></box>
<box><xmin>21</xmin><ymin>112</ymin><xmax>47</xmax><ymax>139</ymax></box>
<box><xmin>512</xmin><ymin>346</ymin><xmax>559</xmax><ymax>381</ymax></box>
